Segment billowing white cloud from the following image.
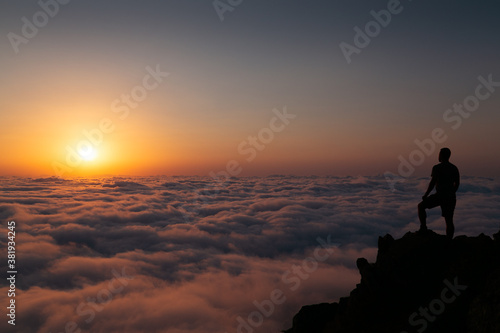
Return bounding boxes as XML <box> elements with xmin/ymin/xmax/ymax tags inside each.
<box><xmin>0</xmin><ymin>175</ymin><xmax>498</xmax><ymax>332</ymax></box>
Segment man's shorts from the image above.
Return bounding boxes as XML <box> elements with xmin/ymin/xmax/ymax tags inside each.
<box><xmin>422</xmin><ymin>193</ymin><xmax>456</xmax><ymax>218</ymax></box>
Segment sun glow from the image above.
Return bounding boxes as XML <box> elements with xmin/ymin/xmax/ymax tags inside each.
<box><xmin>78</xmin><ymin>146</ymin><xmax>98</xmax><ymax>161</ymax></box>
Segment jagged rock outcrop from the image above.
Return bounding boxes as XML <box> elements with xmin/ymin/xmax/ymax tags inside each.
<box><xmin>284</xmin><ymin>229</ymin><xmax>500</xmax><ymax>333</ymax></box>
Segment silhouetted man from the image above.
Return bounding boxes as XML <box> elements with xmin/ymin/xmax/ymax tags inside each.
<box><xmin>418</xmin><ymin>148</ymin><xmax>460</xmax><ymax>238</ymax></box>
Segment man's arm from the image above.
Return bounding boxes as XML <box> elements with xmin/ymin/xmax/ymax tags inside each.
<box><xmin>423</xmin><ymin>177</ymin><xmax>436</xmax><ymax>200</ymax></box>
<box><xmin>454</xmin><ymin>169</ymin><xmax>460</xmax><ymax>192</ymax></box>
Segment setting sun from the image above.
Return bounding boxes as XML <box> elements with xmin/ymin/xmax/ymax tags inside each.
<box><xmin>78</xmin><ymin>146</ymin><xmax>98</xmax><ymax>161</ymax></box>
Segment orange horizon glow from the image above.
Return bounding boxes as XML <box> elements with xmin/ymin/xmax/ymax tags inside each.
<box><xmin>2</xmin><ymin>38</ymin><xmax>499</xmax><ymax>179</ymax></box>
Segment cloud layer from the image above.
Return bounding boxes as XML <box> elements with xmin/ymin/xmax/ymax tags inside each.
<box><xmin>0</xmin><ymin>175</ymin><xmax>498</xmax><ymax>332</ymax></box>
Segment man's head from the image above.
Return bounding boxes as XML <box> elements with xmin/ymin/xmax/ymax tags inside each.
<box><xmin>439</xmin><ymin>148</ymin><xmax>451</xmax><ymax>162</ymax></box>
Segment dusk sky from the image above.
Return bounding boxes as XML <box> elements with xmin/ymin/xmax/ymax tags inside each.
<box><xmin>1</xmin><ymin>0</ymin><xmax>500</xmax><ymax>177</ymax></box>
<box><xmin>1</xmin><ymin>2</ymin><xmax>500</xmax><ymax>333</ymax></box>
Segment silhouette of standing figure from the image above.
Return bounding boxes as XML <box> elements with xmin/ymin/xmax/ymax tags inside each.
<box><xmin>418</xmin><ymin>148</ymin><xmax>460</xmax><ymax>238</ymax></box>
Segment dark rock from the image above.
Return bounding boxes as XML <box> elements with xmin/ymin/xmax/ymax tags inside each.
<box><xmin>356</xmin><ymin>257</ymin><xmax>370</xmax><ymax>273</ymax></box>
<box><xmin>283</xmin><ymin>303</ymin><xmax>338</xmax><ymax>333</ymax></box>
<box><xmin>378</xmin><ymin>233</ymin><xmax>394</xmax><ymax>254</ymax></box>
<box><xmin>284</xmin><ymin>228</ymin><xmax>500</xmax><ymax>333</ymax></box>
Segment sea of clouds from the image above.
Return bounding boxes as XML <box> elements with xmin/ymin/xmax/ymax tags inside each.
<box><xmin>0</xmin><ymin>175</ymin><xmax>499</xmax><ymax>333</ymax></box>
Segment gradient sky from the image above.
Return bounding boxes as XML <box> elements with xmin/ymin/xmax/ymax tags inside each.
<box><xmin>1</xmin><ymin>0</ymin><xmax>499</xmax><ymax>177</ymax></box>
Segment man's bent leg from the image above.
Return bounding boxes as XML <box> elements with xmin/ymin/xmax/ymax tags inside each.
<box><xmin>418</xmin><ymin>201</ymin><xmax>427</xmax><ymax>230</ymax></box>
